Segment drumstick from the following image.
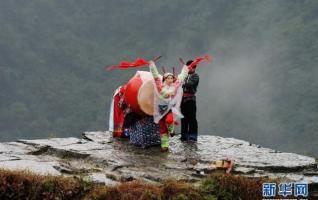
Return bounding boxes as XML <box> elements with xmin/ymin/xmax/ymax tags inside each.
<box><xmin>153</xmin><ymin>56</ymin><xmax>162</xmax><ymax>62</ymax></box>
<box><xmin>179</xmin><ymin>57</ymin><xmax>185</xmax><ymax>65</ymax></box>
<box><xmin>161</xmin><ymin>66</ymin><xmax>166</xmax><ymax>74</ymax></box>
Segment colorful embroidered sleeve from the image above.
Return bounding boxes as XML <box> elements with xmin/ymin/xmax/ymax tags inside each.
<box><xmin>160</xmin><ymin>87</ymin><xmax>172</xmax><ymax>98</ymax></box>
<box><xmin>149</xmin><ymin>61</ymin><xmax>163</xmax><ymax>92</ymax></box>
<box><xmin>177</xmin><ymin>65</ymin><xmax>189</xmax><ymax>82</ymax></box>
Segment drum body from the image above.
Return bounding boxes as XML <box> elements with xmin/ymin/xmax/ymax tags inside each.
<box><xmin>124</xmin><ymin>71</ymin><xmax>161</xmax><ymax>116</ymax></box>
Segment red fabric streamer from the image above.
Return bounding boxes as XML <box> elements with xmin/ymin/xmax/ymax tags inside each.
<box><xmin>107</xmin><ymin>58</ymin><xmax>149</xmax><ymax>71</ymax></box>
<box><xmin>189</xmin><ymin>55</ymin><xmax>212</xmax><ymax>68</ymax></box>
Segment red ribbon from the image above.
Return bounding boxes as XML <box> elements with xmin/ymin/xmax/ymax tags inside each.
<box><xmin>107</xmin><ymin>58</ymin><xmax>149</xmax><ymax>71</ymax></box>
<box><xmin>189</xmin><ymin>55</ymin><xmax>212</xmax><ymax>68</ymax></box>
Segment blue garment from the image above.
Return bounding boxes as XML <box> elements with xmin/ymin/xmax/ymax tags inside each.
<box><xmin>129</xmin><ymin>117</ymin><xmax>161</xmax><ymax>148</ymax></box>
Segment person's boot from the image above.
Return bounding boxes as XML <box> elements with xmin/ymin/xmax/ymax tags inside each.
<box><xmin>160</xmin><ymin>134</ymin><xmax>169</xmax><ymax>152</ymax></box>
<box><xmin>188</xmin><ymin>132</ymin><xmax>198</xmax><ymax>142</ymax></box>
<box><xmin>180</xmin><ymin>133</ymin><xmax>188</xmax><ymax>141</ymax></box>
<box><xmin>167</xmin><ymin>124</ymin><xmax>175</xmax><ymax>137</ymax></box>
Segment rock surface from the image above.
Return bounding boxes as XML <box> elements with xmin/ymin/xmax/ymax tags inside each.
<box><xmin>0</xmin><ymin>131</ymin><xmax>317</xmax><ymax>185</ymax></box>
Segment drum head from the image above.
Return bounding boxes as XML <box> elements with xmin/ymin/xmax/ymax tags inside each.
<box><xmin>137</xmin><ymin>80</ymin><xmax>154</xmax><ymax>116</ymax></box>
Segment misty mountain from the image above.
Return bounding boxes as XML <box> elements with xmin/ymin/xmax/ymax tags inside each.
<box><xmin>0</xmin><ymin>0</ymin><xmax>317</xmax><ymax>156</ymax></box>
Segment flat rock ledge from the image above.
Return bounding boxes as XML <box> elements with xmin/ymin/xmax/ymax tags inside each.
<box><xmin>0</xmin><ymin>132</ymin><xmax>317</xmax><ymax>186</ymax></box>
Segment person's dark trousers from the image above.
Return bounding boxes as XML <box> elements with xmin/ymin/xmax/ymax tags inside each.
<box><xmin>181</xmin><ymin>99</ymin><xmax>198</xmax><ymax>141</ymax></box>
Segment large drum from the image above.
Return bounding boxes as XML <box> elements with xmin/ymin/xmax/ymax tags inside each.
<box><xmin>124</xmin><ymin>71</ymin><xmax>161</xmax><ymax>116</ymax></box>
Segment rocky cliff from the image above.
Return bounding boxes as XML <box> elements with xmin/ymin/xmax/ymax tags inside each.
<box><xmin>0</xmin><ymin>132</ymin><xmax>317</xmax><ymax>186</ymax></box>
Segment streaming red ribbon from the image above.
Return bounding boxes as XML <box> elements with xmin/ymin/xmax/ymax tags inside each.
<box><xmin>189</xmin><ymin>55</ymin><xmax>212</xmax><ymax>68</ymax></box>
<box><xmin>107</xmin><ymin>58</ymin><xmax>149</xmax><ymax>71</ymax></box>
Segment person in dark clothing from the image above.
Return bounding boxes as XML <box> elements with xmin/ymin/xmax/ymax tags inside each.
<box><xmin>181</xmin><ymin>60</ymin><xmax>199</xmax><ymax>142</ymax></box>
